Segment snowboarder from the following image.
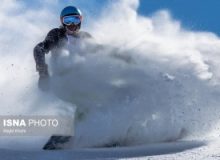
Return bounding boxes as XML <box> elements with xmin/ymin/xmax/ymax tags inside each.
<box><xmin>34</xmin><ymin>6</ymin><xmax>91</xmax><ymax>91</ymax></box>
<box><xmin>34</xmin><ymin>6</ymin><xmax>91</xmax><ymax>150</ymax></box>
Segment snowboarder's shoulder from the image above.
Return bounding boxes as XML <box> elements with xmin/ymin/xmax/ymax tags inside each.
<box><xmin>78</xmin><ymin>31</ymin><xmax>92</xmax><ymax>39</ymax></box>
<box><xmin>47</xmin><ymin>27</ymin><xmax>66</xmax><ymax>37</ymax></box>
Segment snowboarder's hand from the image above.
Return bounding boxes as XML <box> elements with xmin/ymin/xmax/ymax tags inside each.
<box><xmin>36</xmin><ymin>64</ymin><xmax>50</xmax><ymax>91</ymax></box>
<box><xmin>36</xmin><ymin>63</ymin><xmax>49</xmax><ymax>77</ymax></box>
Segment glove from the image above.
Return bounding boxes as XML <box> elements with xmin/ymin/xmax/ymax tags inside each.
<box><xmin>36</xmin><ymin>63</ymin><xmax>49</xmax><ymax>77</ymax></box>
<box><xmin>36</xmin><ymin>64</ymin><xmax>50</xmax><ymax>91</ymax></box>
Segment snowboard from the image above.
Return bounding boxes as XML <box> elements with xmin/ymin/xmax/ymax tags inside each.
<box><xmin>43</xmin><ymin>135</ymin><xmax>73</xmax><ymax>150</ymax></box>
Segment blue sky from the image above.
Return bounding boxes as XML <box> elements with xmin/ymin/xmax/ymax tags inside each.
<box><xmin>67</xmin><ymin>0</ymin><xmax>220</xmax><ymax>36</ymax></box>
<box><xmin>138</xmin><ymin>0</ymin><xmax>220</xmax><ymax>36</ymax></box>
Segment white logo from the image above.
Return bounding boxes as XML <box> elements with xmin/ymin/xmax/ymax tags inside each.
<box><xmin>3</xmin><ymin>119</ymin><xmax>26</xmax><ymax>127</ymax></box>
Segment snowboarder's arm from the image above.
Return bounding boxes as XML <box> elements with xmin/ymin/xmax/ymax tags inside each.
<box><xmin>33</xmin><ymin>29</ymin><xmax>60</xmax><ymax>76</ymax></box>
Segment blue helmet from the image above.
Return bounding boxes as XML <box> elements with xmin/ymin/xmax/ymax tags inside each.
<box><xmin>60</xmin><ymin>6</ymin><xmax>82</xmax><ymax>18</ymax></box>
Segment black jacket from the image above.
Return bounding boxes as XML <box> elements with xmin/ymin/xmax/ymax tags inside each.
<box><xmin>33</xmin><ymin>26</ymin><xmax>91</xmax><ymax>67</ymax></box>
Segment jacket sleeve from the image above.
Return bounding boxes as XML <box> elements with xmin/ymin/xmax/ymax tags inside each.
<box><xmin>33</xmin><ymin>29</ymin><xmax>60</xmax><ymax>66</ymax></box>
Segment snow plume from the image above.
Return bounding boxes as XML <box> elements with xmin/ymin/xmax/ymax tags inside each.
<box><xmin>1</xmin><ymin>0</ymin><xmax>220</xmax><ymax>150</ymax></box>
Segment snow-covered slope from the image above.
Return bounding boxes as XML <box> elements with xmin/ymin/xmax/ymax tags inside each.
<box><xmin>0</xmin><ymin>141</ymin><xmax>206</xmax><ymax>160</ymax></box>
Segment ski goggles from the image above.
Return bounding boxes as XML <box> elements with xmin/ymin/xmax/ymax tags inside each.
<box><xmin>62</xmin><ymin>15</ymin><xmax>82</xmax><ymax>25</ymax></box>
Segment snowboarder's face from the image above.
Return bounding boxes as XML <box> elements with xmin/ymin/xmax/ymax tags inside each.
<box><xmin>62</xmin><ymin>15</ymin><xmax>82</xmax><ymax>34</ymax></box>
